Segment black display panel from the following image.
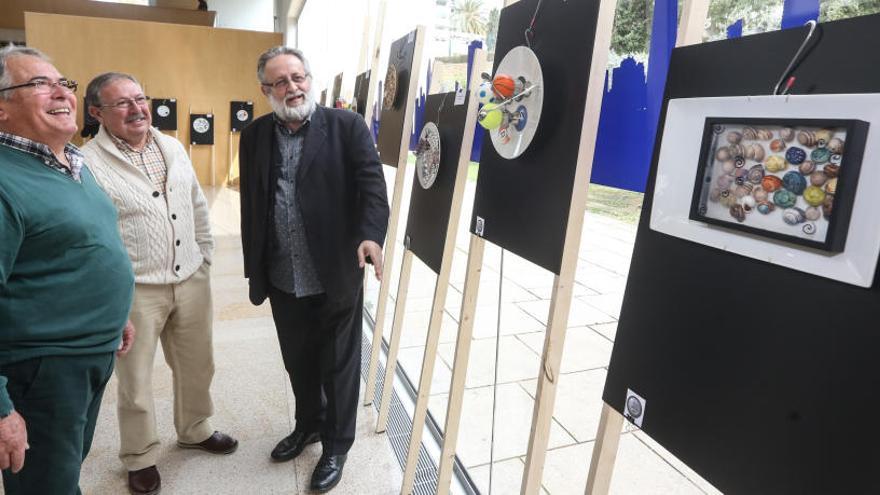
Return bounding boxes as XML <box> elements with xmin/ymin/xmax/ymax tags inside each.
<box><xmin>189</xmin><ymin>113</ymin><xmax>214</xmax><ymax>145</ymax></box>
<box><xmin>376</xmin><ymin>28</ymin><xmax>418</xmax><ymax>167</ymax></box>
<box><xmin>404</xmin><ymin>92</ymin><xmax>469</xmax><ymax>274</ymax></box>
<box><xmin>353</xmin><ymin>70</ymin><xmax>370</xmax><ymax>117</ymax></box>
<box><xmin>151</xmin><ymin>98</ymin><xmax>177</xmax><ymax>131</ymax></box>
<box><xmin>603</xmin><ymin>14</ymin><xmax>880</xmax><ymax>495</ymax></box>
<box><xmin>230</xmin><ymin>101</ymin><xmax>253</xmax><ymax>132</ymax></box>
<box><xmin>469</xmin><ymin>0</ymin><xmax>599</xmax><ymax>274</ymax></box>
<box><xmin>332</xmin><ymin>72</ymin><xmax>343</xmax><ymax>107</ymax></box>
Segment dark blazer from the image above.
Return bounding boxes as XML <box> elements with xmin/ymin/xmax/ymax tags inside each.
<box><xmin>239</xmin><ymin>106</ymin><xmax>389</xmax><ymax>305</ymax></box>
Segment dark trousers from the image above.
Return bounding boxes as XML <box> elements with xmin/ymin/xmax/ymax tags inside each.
<box><xmin>268</xmin><ymin>286</ymin><xmax>363</xmax><ymax>455</ymax></box>
<box><xmin>1</xmin><ymin>352</ymin><xmax>115</xmax><ymax>495</ymax></box>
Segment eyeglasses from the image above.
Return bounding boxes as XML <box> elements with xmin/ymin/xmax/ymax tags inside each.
<box><xmin>99</xmin><ymin>95</ymin><xmax>151</xmax><ymax>110</ymax></box>
<box><xmin>0</xmin><ymin>78</ymin><xmax>78</xmax><ymax>95</ymax></box>
<box><xmin>262</xmin><ymin>74</ymin><xmax>310</xmax><ymax>91</ymax></box>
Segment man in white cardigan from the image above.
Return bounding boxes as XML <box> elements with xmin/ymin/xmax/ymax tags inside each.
<box><xmin>82</xmin><ymin>72</ymin><xmax>237</xmax><ymax>495</ymax></box>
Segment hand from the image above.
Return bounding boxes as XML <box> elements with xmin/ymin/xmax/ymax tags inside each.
<box><xmin>0</xmin><ymin>411</ymin><xmax>28</xmax><ymax>473</ymax></box>
<box><xmin>357</xmin><ymin>240</ymin><xmax>384</xmax><ymax>282</ymax></box>
<box><xmin>117</xmin><ymin>319</ymin><xmax>136</xmax><ymax>357</ymax></box>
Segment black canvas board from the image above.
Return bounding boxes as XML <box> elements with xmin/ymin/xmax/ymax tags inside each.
<box><xmin>377</xmin><ymin>29</ymin><xmax>418</xmax><ymax>167</ymax></box>
<box><xmin>320</xmin><ymin>89</ymin><xmax>327</xmax><ymax>107</ymax></box>
<box><xmin>405</xmin><ymin>92</ymin><xmax>470</xmax><ymax>274</ymax></box>
<box><xmin>151</xmin><ymin>98</ymin><xmax>177</xmax><ymax>131</ymax></box>
<box><xmin>354</xmin><ymin>70</ymin><xmax>370</xmax><ymax>117</ymax></box>
<box><xmin>332</xmin><ymin>73</ymin><xmax>343</xmax><ymax>105</ymax></box>
<box><xmin>469</xmin><ymin>0</ymin><xmax>599</xmax><ymax>274</ymax></box>
<box><xmin>602</xmin><ymin>14</ymin><xmax>880</xmax><ymax>495</ymax></box>
<box><xmin>189</xmin><ymin>113</ymin><xmax>214</xmax><ymax>145</ymax></box>
<box><xmin>230</xmin><ymin>101</ymin><xmax>254</xmax><ymax>132</ymax></box>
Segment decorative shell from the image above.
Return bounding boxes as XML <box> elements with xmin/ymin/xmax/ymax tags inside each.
<box><xmin>814</xmin><ymin>129</ymin><xmax>834</xmax><ymax>146</ymax></box>
<box><xmin>825</xmin><ymin>177</ymin><xmax>837</xmax><ymax>195</ymax></box>
<box><xmin>764</xmin><ymin>155</ymin><xmax>787</xmax><ymax>173</ymax></box>
<box><xmin>805</xmin><ymin>206</ymin><xmax>822</xmax><ymax>221</ymax></box>
<box><xmin>798</xmin><ymin>160</ymin><xmax>816</xmax><ymax>175</ymax></box>
<box><xmin>741</xmin><ymin>195</ymin><xmax>757</xmax><ymax>212</ymax></box>
<box><xmin>716</xmin><ymin>147</ymin><xmax>731</xmax><ymax>161</ymax></box>
<box><xmin>716</xmin><ymin>174</ymin><xmax>734</xmax><ymax>189</ymax></box>
<box><xmin>761</xmin><ymin>175</ymin><xmax>783</xmax><ymax>192</ymax></box>
<box><xmin>709</xmin><ymin>187</ymin><xmax>722</xmax><ymax>202</ymax></box>
<box><xmin>782</xmin><ymin>207</ymin><xmax>806</xmax><ymax>225</ymax></box>
<box><xmin>747</xmin><ymin>143</ymin><xmax>765</xmax><ymax>161</ymax></box>
<box><xmin>734</xmin><ymin>183</ymin><xmax>753</xmax><ymax>198</ymax></box>
<box><xmin>798</xmin><ymin>130</ymin><xmax>818</xmax><ymax>147</ymax></box>
<box><xmin>721</xmin><ymin>160</ymin><xmax>736</xmax><ymax>174</ymax></box>
<box><xmin>728</xmin><ymin>143</ymin><xmax>745</xmax><ymax>158</ymax></box>
<box><xmin>809</xmin><ymin>171</ymin><xmax>827</xmax><ymax>187</ymax></box>
<box><xmin>803</xmin><ymin>185</ymin><xmax>826</xmax><ymax>207</ymax></box>
<box><xmin>785</xmin><ymin>147</ymin><xmax>807</xmax><ymax>165</ymax></box>
<box><xmin>773</xmin><ymin>189</ymin><xmax>797</xmax><ymax>208</ymax></box>
<box><xmin>782</xmin><ymin>171</ymin><xmax>807</xmax><ymax>195</ymax></box>
<box><xmin>742</xmin><ymin>127</ymin><xmax>758</xmax><ymax>140</ymax></box>
<box><xmin>780</xmin><ymin>127</ymin><xmax>795</xmax><ymax>142</ymax></box>
<box><xmin>730</xmin><ymin>204</ymin><xmax>746</xmax><ymax>222</ymax></box>
<box><xmin>756</xmin><ymin>128</ymin><xmax>774</xmax><ymax>140</ymax></box>
<box><xmin>747</xmin><ymin>164</ymin><xmax>765</xmax><ymax>184</ymax></box>
<box><xmin>720</xmin><ymin>189</ymin><xmax>738</xmax><ymax>207</ymax></box>
<box><xmin>827</xmin><ymin>137</ymin><xmax>845</xmax><ymax>154</ymax></box>
<box><xmin>753</xmin><ymin>186</ymin><xmax>769</xmax><ymax>202</ymax></box>
<box><xmin>727</xmin><ymin>131</ymin><xmax>743</xmax><ymax>144</ymax></box>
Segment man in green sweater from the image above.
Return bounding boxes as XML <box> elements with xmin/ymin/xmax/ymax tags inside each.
<box><xmin>0</xmin><ymin>45</ymin><xmax>135</xmax><ymax>494</ymax></box>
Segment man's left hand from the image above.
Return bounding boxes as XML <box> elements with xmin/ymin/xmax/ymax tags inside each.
<box><xmin>357</xmin><ymin>240</ymin><xmax>384</xmax><ymax>281</ymax></box>
<box><xmin>117</xmin><ymin>319</ymin><xmax>136</xmax><ymax>357</ymax></box>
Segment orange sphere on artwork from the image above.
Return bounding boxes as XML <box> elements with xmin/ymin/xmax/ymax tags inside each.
<box><xmin>491</xmin><ymin>73</ymin><xmax>516</xmax><ymax>99</ymax></box>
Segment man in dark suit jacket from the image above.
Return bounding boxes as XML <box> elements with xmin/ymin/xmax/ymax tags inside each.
<box><xmin>239</xmin><ymin>46</ymin><xmax>388</xmax><ymax>493</ymax></box>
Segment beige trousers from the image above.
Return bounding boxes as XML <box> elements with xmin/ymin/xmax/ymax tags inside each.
<box><xmin>116</xmin><ymin>262</ymin><xmax>215</xmax><ymax>470</ymax></box>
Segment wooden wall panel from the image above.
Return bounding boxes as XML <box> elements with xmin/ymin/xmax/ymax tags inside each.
<box><xmin>26</xmin><ymin>12</ymin><xmax>280</xmax><ymax>186</ymax></box>
<box><xmin>1</xmin><ymin>0</ymin><xmax>215</xmax><ymax>30</ymax></box>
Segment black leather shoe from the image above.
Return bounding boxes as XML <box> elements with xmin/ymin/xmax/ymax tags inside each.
<box><xmin>310</xmin><ymin>453</ymin><xmax>347</xmax><ymax>493</ymax></box>
<box><xmin>128</xmin><ymin>465</ymin><xmax>161</xmax><ymax>495</ymax></box>
<box><xmin>270</xmin><ymin>430</ymin><xmax>320</xmax><ymax>462</ymax></box>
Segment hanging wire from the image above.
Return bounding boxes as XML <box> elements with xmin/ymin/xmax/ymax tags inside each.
<box><xmin>488</xmin><ymin>248</ymin><xmax>505</xmax><ymax>494</ymax></box>
<box><xmin>524</xmin><ymin>0</ymin><xmax>545</xmax><ymax>47</ymax></box>
<box><xmin>772</xmin><ymin>20</ymin><xmax>819</xmax><ymax>96</ymax></box>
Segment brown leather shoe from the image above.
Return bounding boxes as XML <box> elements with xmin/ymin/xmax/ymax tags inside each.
<box><xmin>177</xmin><ymin>430</ymin><xmax>238</xmax><ymax>454</ymax></box>
<box><xmin>128</xmin><ymin>465</ymin><xmax>160</xmax><ymax>495</ymax></box>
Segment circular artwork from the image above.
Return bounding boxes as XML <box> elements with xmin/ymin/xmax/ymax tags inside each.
<box><xmin>625</xmin><ymin>396</ymin><xmax>643</xmax><ymax>419</ymax></box>
<box><xmin>235</xmin><ymin>109</ymin><xmax>249</xmax><ymax>122</ymax></box>
<box><xmin>415</xmin><ymin>122</ymin><xmax>441</xmax><ymax>190</ymax></box>
<box><xmin>488</xmin><ymin>46</ymin><xmax>544</xmax><ymax>159</ymax></box>
<box><xmin>383</xmin><ymin>64</ymin><xmax>398</xmax><ymax>110</ymax></box>
<box><xmin>156</xmin><ymin>105</ymin><xmax>170</xmax><ymax>117</ymax></box>
<box><xmin>192</xmin><ymin>117</ymin><xmax>210</xmax><ymax>134</ymax></box>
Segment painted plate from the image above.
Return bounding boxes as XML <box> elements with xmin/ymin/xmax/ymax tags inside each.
<box><xmin>490</xmin><ymin>46</ymin><xmax>544</xmax><ymax>159</ymax></box>
<box><xmin>416</xmin><ymin>122</ymin><xmax>441</xmax><ymax>189</ymax></box>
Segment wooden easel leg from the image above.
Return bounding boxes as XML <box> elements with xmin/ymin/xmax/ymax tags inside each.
<box><xmin>585</xmin><ymin>403</ymin><xmax>625</xmax><ymax>495</ymax></box>
<box><xmin>435</xmin><ymin>235</ymin><xmax>486</xmax><ymax>495</ymax></box>
<box><xmin>364</xmin><ymin>165</ymin><xmax>407</xmax><ymax>406</ymax></box>
<box><xmin>376</xmin><ymin>249</ymin><xmax>414</xmax><ymax>433</ymax></box>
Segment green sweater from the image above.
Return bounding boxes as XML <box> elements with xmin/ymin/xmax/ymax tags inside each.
<box><xmin>0</xmin><ymin>144</ymin><xmax>134</xmax><ymax>415</ymax></box>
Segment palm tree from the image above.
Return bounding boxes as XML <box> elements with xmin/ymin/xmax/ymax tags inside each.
<box><xmin>451</xmin><ymin>0</ymin><xmax>488</xmax><ymax>35</ymax></box>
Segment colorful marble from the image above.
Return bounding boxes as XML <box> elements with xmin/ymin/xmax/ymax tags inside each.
<box><xmin>762</xmin><ymin>175</ymin><xmax>783</xmax><ymax>192</ymax></box>
<box><xmin>783</xmin><ymin>207</ymin><xmax>806</xmax><ymax>225</ymax></box>
<box><xmin>785</xmin><ymin>147</ymin><xmax>807</xmax><ymax>165</ymax></box>
<box><xmin>764</xmin><ymin>155</ymin><xmax>787</xmax><ymax>173</ymax></box>
<box><xmin>782</xmin><ymin>171</ymin><xmax>807</xmax><ymax>195</ymax></box>
<box><xmin>773</xmin><ymin>189</ymin><xmax>797</xmax><ymax>208</ymax></box>
<box><xmin>810</xmin><ymin>147</ymin><xmax>831</xmax><ymax>164</ymax></box>
<box><xmin>803</xmin><ymin>185</ymin><xmax>826</xmax><ymax>207</ymax></box>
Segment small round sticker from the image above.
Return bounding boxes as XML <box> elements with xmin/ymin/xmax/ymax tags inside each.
<box><xmin>236</xmin><ymin>109</ymin><xmax>249</xmax><ymax>122</ymax></box>
<box><xmin>157</xmin><ymin>105</ymin><xmax>170</xmax><ymax>117</ymax></box>
<box><xmin>193</xmin><ymin>117</ymin><xmax>210</xmax><ymax>134</ymax></box>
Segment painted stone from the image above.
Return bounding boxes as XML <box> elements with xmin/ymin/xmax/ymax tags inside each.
<box><xmin>798</xmin><ymin>130</ymin><xmax>817</xmax><ymax>147</ymax></box>
<box><xmin>747</xmin><ymin>164</ymin><xmax>765</xmax><ymax>184</ymax></box>
<box><xmin>757</xmin><ymin>128</ymin><xmax>774</xmax><ymax>140</ymax></box>
<box><xmin>780</xmin><ymin>127</ymin><xmax>795</xmax><ymax>142</ymax></box>
<box><xmin>798</xmin><ymin>160</ymin><xmax>816</xmax><ymax>175</ymax></box>
<box><xmin>785</xmin><ymin>147</ymin><xmax>807</xmax><ymax>165</ymax></box>
<box><xmin>823</xmin><ymin>164</ymin><xmax>840</xmax><ymax>178</ymax></box>
<box><xmin>828</xmin><ymin>137</ymin><xmax>845</xmax><ymax>154</ymax></box>
<box><xmin>727</xmin><ymin>131</ymin><xmax>743</xmax><ymax>144</ymax></box>
<box><xmin>757</xmin><ymin>201</ymin><xmax>775</xmax><ymax>214</ymax></box>
<box><xmin>825</xmin><ymin>177</ymin><xmax>837</xmax><ymax>195</ymax></box>
<box><xmin>805</xmin><ymin>206</ymin><xmax>822</xmax><ymax>221</ymax></box>
<box><xmin>782</xmin><ymin>171</ymin><xmax>807</xmax><ymax>195</ymax></box>
<box><xmin>782</xmin><ymin>207</ymin><xmax>806</xmax><ymax>225</ymax></box>
<box><xmin>765</xmin><ymin>155</ymin><xmax>787</xmax><ymax>173</ymax></box>
<box><xmin>753</xmin><ymin>186</ymin><xmax>769</xmax><ymax>202</ymax></box>
<box><xmin>803</xmin><ymin>185</ymin><xmax>826</xmax><ymax>207</ymax></box>
<box><xmin>747</xmin><ymin>143</ymin><xmax>765</xmax><ymax>161</ymax></box>
<box><xmin>762</xmin><ymin>175</ymin><xmax>783</xmax><ymax>192</ymax></box>
<box><xmin>773</xmin><ymin>189</ymin><xmax>797</xmax><ymax>208</ymax></box>
<box><xmin>770</xmin><ymin>139</ymin><xmax>786</xmax><ymax>152</ymax></box>
<box><xmin>742</xmin><ymin>127</ymin><xmax>758</xmax><ymax>140</ymax></box>
<box><xmin>810</xmin><ymin>147</ymin><xmax>831</xmax><ymax>164</ymax></box>
<box><xmin>730</xmin><ymin>204</ymin><xmax>746</xmax><ymax>222</ymax></box>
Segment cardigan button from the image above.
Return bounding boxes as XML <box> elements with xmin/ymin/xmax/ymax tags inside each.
<box><xmin>176</xmin><ymin>240</ymin><xmax>181</xmax><ymax>246</ymax></box>
<box><xmin>152</xmin><ymin>191</ymin><xmax>160</xmax><ymax>198</ymax></box>
<box><xmin>171</xmin><ymin>214</ymin><xmax>177</xmax><ymax>220</ymax></box>
<box><xmin>175</xmin><ymin>265</ymin><xmax>180</xmax><ymax>272</ymax></box>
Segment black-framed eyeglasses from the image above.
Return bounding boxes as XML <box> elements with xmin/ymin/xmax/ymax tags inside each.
<box><xmin>262</xmin><ymin>74</ymin><xmax>310</xmax><ymax>91</ymax></box>
<box><xmin>0</xmin><ymin>78</ymin><xmax>78</xmax><ymax>95</ymax></box>
<box><xmin>99</xmin><ymin>95</ymin><xmax>151</xmax><ymax>110</ymax></box>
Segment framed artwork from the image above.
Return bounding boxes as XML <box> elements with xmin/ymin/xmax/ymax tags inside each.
<box><xmin>151</xmin><ymin>98</ymin><xmax>177</xmax><ymax>131</ymax></box>
<box><xmin>189</xmin><ymin>113</ymin><xmax>214</xmax><ymax>145</ymax></box>
<box><xmin>690</xmin><ymin>118</ymin><xmax>868</xmax><ymax>252</ymax></box>
<box><xmin>230</xmin><ymin>101</ymin><xmax>253</xmax><ymax>132</ymax></box>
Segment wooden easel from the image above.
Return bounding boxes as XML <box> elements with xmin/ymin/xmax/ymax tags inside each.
<box><xmin>585</xmin><ymin>2</ymin><xmax>708</xmax><ymax>493</ymax></box>
<box><xmin>363</xmin><ymin>25</ymin><xmax>427</xmax><ymax>408</ymax></box>
<box><xmin>362</xmin><ymin>0</ymin><xmax>387</xmax><ymax>128</ymax></box>
<box><xmin>372</xmin><ymin>52</ymin><xmax>485</xmax><ymax>495</ymax></box>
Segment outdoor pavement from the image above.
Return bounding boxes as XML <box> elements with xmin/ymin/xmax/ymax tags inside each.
<box><xmin>61</xmin><ymin>159</ymin><xmax>723</xmax><ymax>494</ymax></box>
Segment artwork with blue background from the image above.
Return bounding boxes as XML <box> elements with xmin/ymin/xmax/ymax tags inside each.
<box><xmin>385</xmin><ymin>0</ymin><xmax>819</xmax><ymax>191</ymax></box>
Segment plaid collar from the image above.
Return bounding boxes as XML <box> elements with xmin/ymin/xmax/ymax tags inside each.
<box><xmin>108</xmin><ymin>129</ymin><xmax>155</xmax><ymax>154</ymax></box>
<box><xmin>0</xmin><ymin>131</ymin><xmax>84</xmax><ymax>182</ymax></box>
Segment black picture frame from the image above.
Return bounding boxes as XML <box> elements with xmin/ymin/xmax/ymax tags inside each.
<box><xmin>230</xmin><ymin>101</ymin><xmax>253</xmax><ymax>132</ymax></box>
<box><xmin>151</xmin><ymin>98</ymin><xmax>177</xmax><ymax>131</ymax></box>
<box><xmin>189</xmin><ymin>113</ymin><xmax>214</xmax><ymax>145</ymax></box>
<box><xmin>689</xmin><ymin>117</ymin><xmax>868</xmax><ymax>253</ymax></box>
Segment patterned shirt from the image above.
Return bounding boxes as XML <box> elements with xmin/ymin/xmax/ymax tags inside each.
<box><xmin>0</xmin><ymin>131</ymin><xmax>84</xmax><ymax>182</ymax></box>
<box><xmin>110</xmin><ymin>132</ymin><xmax>167</xmax><ymax>192</ymax></box>
<box><xmin>268</xmin><ymin>115</ymin><xmax>325</xmax><ymax>297</ymax></box>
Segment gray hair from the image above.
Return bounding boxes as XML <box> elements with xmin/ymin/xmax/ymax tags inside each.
<box><xmin>256</xmin><ymin>46</ymin><xmax>311</xmax><ymax>84</ymax></box>
<box><xmin>0</xmin><ymin>45</ymin><xmax>51</xmax><ymax>100</ymax></box>
<box><xmin>85</xmin><ymin>72</ymin><xmax>141</xmax><ymax>110</ymax></box>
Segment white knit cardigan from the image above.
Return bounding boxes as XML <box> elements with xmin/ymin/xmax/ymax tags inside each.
<box><xmin>82</xmin><ymin>126</ymin><xmax>213</xmax><ymax>285</ymax></box>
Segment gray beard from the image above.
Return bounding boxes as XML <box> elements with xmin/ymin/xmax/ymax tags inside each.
<box><xmin>270</xmin><ymin>91</ymin><xmax>316</xmax><ymax>123</ymax></box>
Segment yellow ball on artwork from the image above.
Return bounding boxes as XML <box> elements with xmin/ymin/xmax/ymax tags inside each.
<box><xmin>478</xmin><ymin>104</ymin><xmax>503</xmax><ymax>130</ymax></box>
